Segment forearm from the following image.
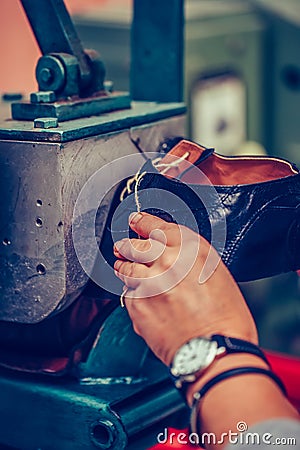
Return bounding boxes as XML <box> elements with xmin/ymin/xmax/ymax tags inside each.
<box><xmin>114</xmin><ymin>214</ymin><xmax>299</xmax><ymax>448</ymax></box>
<box><xmin>186</xmin><ymin>354</ymin><xmax>299</xmax><ymax>450</ymax></box>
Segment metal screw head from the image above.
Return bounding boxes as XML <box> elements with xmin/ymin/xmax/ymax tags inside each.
<box><xmin>40</xmin><ymin>68</ymin><xmax>53</xmax><ymax>84</ymax></box>
<box><xmin>30</xmin><ymin>91</ymin><xmax>56</xmax><ymax>103</ymax></box>
<box><xmin>34</xmin><ymin>117</ymin><xmax>58</xmax><ymax>129</ymax></box>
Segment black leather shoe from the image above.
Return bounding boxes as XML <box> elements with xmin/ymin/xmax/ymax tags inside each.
<box><xmin>101</xmin><ymin>139</ymin><xmax>300</xmax><ymax>283</ymax></box>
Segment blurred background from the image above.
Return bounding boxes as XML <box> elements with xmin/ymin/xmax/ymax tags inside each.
<box><xmin>1</xmin><ymin>0</ymin><xmax>300</xmax><ymax>357</ymax></box>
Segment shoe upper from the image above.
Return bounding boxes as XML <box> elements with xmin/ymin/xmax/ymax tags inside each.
<box><xmin>101</xmin><ymin>139</ymin><xmax>300</xmax><ymax>284</ymax></box>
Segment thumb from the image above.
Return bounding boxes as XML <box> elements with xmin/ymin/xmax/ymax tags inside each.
<box><xmin>128</xmin><ymin>212</ymin><xmax>180</xmax><ymax>245</ymax></box>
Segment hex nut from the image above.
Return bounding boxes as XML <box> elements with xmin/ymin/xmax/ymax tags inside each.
<box><xmin>34</xmin><ymin>117</ymin><xmax>58</xmax><ymax>129</ymax></box>
<box><xmin>30</xmin><ymin>91</ymin><xmax>56</xmax><ymax>103</ymax></box>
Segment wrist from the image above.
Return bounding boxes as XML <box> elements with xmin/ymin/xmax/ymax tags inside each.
<box><xmin>186</xmin><ymin>353</ymin><xmax>269</xmax><ymax>406</ymax></box>
<box><xmin>188</xmin><ymin>355</ymin><xmax>298</xmax><ymax>447</ymax></box>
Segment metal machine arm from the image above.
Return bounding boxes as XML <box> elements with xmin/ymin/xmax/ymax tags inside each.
<box><xmin>12</xmin><ymin>0</ymin><xmax>184</xmax><ymax>122</ymax></box>
<box><xmin>11</xmin><ymin>0</ymin><xmax>132</xmax><ymax>121</ymax></box>
<box><xmin>21</xmin><ymin>0</ymin><xmax>91</xmax><ymax>90</ymax></box>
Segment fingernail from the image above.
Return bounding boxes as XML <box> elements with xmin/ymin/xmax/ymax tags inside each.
<box><xmin>114</xmin><ymin>260</ymin><xmax>122</xmax><ymax>270</ymax></box>
<box><xmin>129</xmin><ymin>212</ymin><xmax>143</xmax><ymax>225</ymax></box>
<box><xmin>114</xmin><ymin>240</ymin><xmax>124</xmax><ymax>252</ymax></box>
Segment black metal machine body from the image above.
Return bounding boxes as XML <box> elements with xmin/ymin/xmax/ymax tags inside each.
<box><xmin>0</xmin><ymin>1</ymin><xmax>188</xmax><ymax>448</ymax></box>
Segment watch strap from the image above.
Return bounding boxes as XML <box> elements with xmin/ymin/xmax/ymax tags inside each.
<box><xmin>212</xmin><ymin>335</ymin><xmax>269</xmax><ymax>366</ymax></box>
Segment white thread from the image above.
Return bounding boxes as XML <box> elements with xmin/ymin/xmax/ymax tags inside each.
<box><xmin>120</xmin><ymin>172</ymin><xmax>139</xmax><ymax>201</ymax></box>
<box><xmin>120</xmin><ymin>287</ymin><xmax>128</xmax><ymax>307</ymax></box>
<box><xmin>119</xmin><ymin>151</ymin><xmax>190</xmax><ymax>205</ymax></box>
<box><xmin>134</xmin><ymin>171</ymin><xmax>147</xmax><ymax>213</ymax></box>
<box><xmin>154</xmin><ymin>151</ymin><xmax>190</xmax><ymax>175</ymax></box>
<box><xmin>118</xmin><ymin>151</ymin><xmax>189</xmax><ymax>307</ymax></box>
<box><xmin>119</xmin><ymin>151</ymin><xmax>190</xmax><ymax>210</ymax></box>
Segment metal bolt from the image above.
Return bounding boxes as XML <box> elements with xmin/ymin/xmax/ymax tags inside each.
<box><xmin>104</xmin><ymin>80</ymin><xmax>114</xmax><ymax>93</ymax></box>
<box><xmin>40</xmin><ymin>68</ymin><xmax>53</xmax><ymax>84</ymax></box>
<box><xmin>34</xmin><ymin>117</ymin><xmax>58</xmax><ymax>129</ymax></box>
<box><xmin>30</xmin><ymin>91</ymin><xmax>56</xmax><ymax>104</ymax></box>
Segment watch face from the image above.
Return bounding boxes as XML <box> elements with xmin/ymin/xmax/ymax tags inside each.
<box><xmin>172</xmin><ymin>338</ymin><xmax>218</xmax><ymax>377</ymax></box>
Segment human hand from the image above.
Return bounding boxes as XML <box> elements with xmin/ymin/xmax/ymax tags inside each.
<box><xmin>113</xmin><ymin>212</ymin><xmax>258</xmax><ymax>366</ymax></box>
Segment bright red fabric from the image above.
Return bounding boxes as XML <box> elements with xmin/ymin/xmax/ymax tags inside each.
<box><xmin>149</xmin><ymin>350</ymin><xmax>300</xmax><ymax>449</ymax></box>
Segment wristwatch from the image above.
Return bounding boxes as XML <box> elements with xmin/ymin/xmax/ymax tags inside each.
<box><xmin>170</xmin><ymin>334</ymin><xmax>268</xmax><ymax>392</ymax></box>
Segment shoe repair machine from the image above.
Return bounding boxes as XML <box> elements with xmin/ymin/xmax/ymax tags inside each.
<box><xmin>0</xmin><ymin>1</ymin><xmax>189</xmax><ymax>448</ymax></box>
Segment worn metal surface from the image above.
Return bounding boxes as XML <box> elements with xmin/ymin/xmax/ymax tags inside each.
<box><xmin>131</xmin><ymin>0</ymin><xmax>184</xmax><ymax>102</ymax></box>
<box><xmin>21</xmin><ymin>0</ymin><xmax>92</xmax><ymax>89</ymax></box>
<box><xmin>0</xmin><ymin>309</ymin><xmax>188</xmax><ymax>449</ymax></box>
<box><xmin>12</xmin><ymin>91</ymin><xmax>131</xmax><ymax>122</ymax></box>
<box><xmin>0</xmin><ymin>291</ymin><xmax>187</xmax><ymax>450</ymax></box>
<box><xmin>35</xmin><ymin>53</ymin><xmax>80</xmax><ymax>97</ymax></box>
<box><xmin>19</xmin><ymin>0</ymin><xmax>107</xmax><ymax>119</ymax></box>
<box><xmin>0</xmin><ymin>112</ymin><xmax>185</xmax><ymax>323</ymax></box>
<box><xmin>1</xmin><ymin>101</ymin><xmax>185</xmax><ymax>142</ymax></box>
<box><xmin>0</xmin><ymin>363</ymin><xmax>186</xmax><ymax>450</ymax></box>
<box><xmin>79</xmin><ymin>308</ymin><xmax>150</xmax><ymax>379</ymax></box>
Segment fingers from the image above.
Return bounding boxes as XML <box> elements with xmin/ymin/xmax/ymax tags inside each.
<box><xmin>114</xmin><ymin>259</ymin><xmax>149</xmax><ymax>289</ymax></box>
<box><xmin>113</xmin><ymin>248</ymin><xmax>127</xmax><ymax>260</ymax></box>
<box><xmin>114</xmin><ymin>237</ymin><xmax>165</xmax><ymax>264</ymax></box>
<box><xmin>128</xmin><ymin>212</ymin><xmax>187</xmax><ymax>246</ymax></box>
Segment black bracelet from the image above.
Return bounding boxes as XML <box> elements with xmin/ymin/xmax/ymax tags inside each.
<box><xmin>190</xmin><ymin>366</ymin><xmax>287</xmax><ymax>435</ymax></box>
